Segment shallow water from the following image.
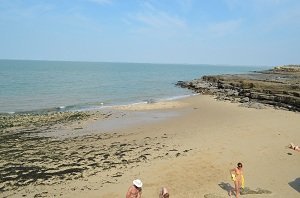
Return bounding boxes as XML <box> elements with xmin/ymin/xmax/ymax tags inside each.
<box><xmin>0</xmin><ymin>60</ymin><xmax>270</xmax><ymax>113</ymax></box>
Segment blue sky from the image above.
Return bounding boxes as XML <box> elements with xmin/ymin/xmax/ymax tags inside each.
<box><xmin>0</xmin><ymin>0</ymin><xmax>299</xmax><ymax>66</ymax></box>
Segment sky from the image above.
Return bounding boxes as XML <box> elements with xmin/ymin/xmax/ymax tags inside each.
<box><xmin>0</xmin><ymin>0</ymin><xmax>299</xmax><ymax>66</ymax></box>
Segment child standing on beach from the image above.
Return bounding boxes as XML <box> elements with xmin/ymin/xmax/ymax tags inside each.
<box><xmin>229</xmin><ymin>162</ymin><xmax>244</xmax><ymax>198</ymax></box>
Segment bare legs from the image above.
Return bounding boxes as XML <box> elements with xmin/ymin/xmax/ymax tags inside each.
<box><xmin>229</xmin><ymin>180</ymin><xmax>241</xmax><ymax>198</ymax></box>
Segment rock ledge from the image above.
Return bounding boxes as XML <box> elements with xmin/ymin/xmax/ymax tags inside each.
<box><xmin>176</xmin><ymin>65</ymin><xmax>300</xmax><ymax>111</ymax></box>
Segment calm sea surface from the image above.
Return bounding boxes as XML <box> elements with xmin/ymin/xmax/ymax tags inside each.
<box><xmin>0</xmin><ymin>60</ymin><xmax>271</xmax><ymax>113</ymax></box>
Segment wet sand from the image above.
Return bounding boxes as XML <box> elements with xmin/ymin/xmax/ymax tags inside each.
<box><xmin>1</xmin><ymin>95</ymin><xmax>300</xmax><ymax>197</ymax></box>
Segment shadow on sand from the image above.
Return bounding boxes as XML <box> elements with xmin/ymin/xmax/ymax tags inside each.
<box><xmin>288</xmin><ymin>178</ymin><xmax>300</xmax><ymax>193</ymax></box>
<box><xmin>218</xmin><ymin>182</ymin><xmax>234</xmax><ymax>196</ymax></box>
<box><xmin>218</xmin><ymin>181</ymin><xmax>272</xmax><ymax>196</ymax></box>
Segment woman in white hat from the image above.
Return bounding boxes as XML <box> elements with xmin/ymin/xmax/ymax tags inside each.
<box><xmin>126</xmin><ymin>179</ymin><xmax>143</xmax><ymax>198</ymax></box>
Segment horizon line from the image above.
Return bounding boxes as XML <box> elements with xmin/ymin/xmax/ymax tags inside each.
<box><xmin>0</xmin><ymin>58</ymin><xmax>273</xmax><ymax>67</ymax></box>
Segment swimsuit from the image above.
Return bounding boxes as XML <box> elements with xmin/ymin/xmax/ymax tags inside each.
<box><xmin>231</xmin><ymin>174</ymin><xmax>236</xmax><ymax>181</ymax></box>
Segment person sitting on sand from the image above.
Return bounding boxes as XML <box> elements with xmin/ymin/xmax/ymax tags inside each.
<box><xmin>159</xmin><ymin>187</ymin><xmax>169</xmax><ymax>198</ymax></box>
<box><xmin>229</xmin><ymin>162</ymin><xmax>244</xmax><ymax>198</ymax></box>
<box><xmin>288</xmin><ymin>143</ymin><xmax>300</xmax><ymax>151</ymax></box>
<box><xmin>126</xmin><ymin>179</ymin><xmax>143</xmax><ymax>198</ymax></box>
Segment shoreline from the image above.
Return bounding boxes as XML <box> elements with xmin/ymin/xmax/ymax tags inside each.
<box><xmin>0</xmin><ymin>93</ymin><xmax>195</xmax><ymax>115</ymax></box>
<box><xmin>1</xmin><ymin>94</ymin><xmax>300</xmax><ymax>197</ymax></box>
<box><xmin>1</xmin><ymin>60</ymin><xmax>269</xmax><ymax>115</ymax></box>
<box><xmin>0</xmin><ymin>97</ymin><xmax>191</xmax><ymax>135</ymax></box>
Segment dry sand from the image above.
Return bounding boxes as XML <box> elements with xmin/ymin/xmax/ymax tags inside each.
<box><xmin>2</xmin><ymin>95</ymin><xmax>300</xmax><ymax>197</ymax></box>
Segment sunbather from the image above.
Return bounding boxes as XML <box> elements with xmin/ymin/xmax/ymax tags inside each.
<box><xmin>288</xmin><ymin>143</ymin><xmax>300</xmax><ymax>151</ymax></box>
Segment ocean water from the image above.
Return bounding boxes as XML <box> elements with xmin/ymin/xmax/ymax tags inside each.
<box><xmin>0</xmin><ymin>60</ymin><xmax>270</xmax><ymax>114</ymax></box>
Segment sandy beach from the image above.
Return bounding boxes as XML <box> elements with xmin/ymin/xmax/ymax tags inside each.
<box><xmin>1</xmin><ymin>95</ymin><xmax>300</xmax><ymax>198</ymax></box>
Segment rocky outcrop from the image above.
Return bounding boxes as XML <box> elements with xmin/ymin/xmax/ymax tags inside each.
<box><xmin>0</xmin><ymin>111</ymin><xmax>107</xmax><ymax>130</ymax></box>
<box><xmin>176</xmin><ymin>65</ymin><xmax>300</xmax><ymax>111</ymax></box>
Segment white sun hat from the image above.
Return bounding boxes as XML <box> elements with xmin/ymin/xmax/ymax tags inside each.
<box><xmin>133</xmin><ymin>179</ymin><xmax>143</xmax><ymax>188</ymax></box>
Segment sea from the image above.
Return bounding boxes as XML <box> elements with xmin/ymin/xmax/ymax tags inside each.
<box><xmin>0</xmin><ymin>60</ymin><xmax>271</xmax><ymax>114</ymax></box>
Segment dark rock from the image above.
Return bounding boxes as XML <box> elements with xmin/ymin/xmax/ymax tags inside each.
<box><xmin>240</xmin><ymin>97</ymin><xmax>250</xmax><ymax>103</ymax></box>
<box><xmin>176</xmin><ymin>65</ymin><xmax>300</xmax><ymax>112</ymax></box>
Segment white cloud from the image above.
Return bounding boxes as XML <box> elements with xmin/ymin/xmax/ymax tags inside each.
<box><xmin>128</xmin><ymin>2</ymin><xmax>187</xmax><ymax>36</ymax></box>
<box><xmin>0</xmin><ymin>1</ymin><xmax>54</xmax><ymax>21</ymax></box>
<box><xmin>223</xmin><ymin>0</ymin><xmax>287</xmax><ymax>10</ymax></box>
<box><xmin>261</xmin><ymin>5</ymin><xmax>300</xmax><ymax>32</ymax></box>
<box><xmin>87</xmin><ymin>0</ymin><xmax>112</xmax><ymax>5</ymax></box>
<box><xmin>136</xmin><ymin>11</ymin><xmax>186</xmax><ymax>29</ymax></box>
<box><xmin>177</xmin><ymin>0</ymin><xmax>194</xmax><ymax>11</ymax></box>
<box><xmin>207</xmin><ymin>19</ymin><xmax>242</xmax><ymax>38</ymax></box>
<box><xmin>223</xmin><ymin>0</ymin><xmax>243</xmax><ymax>10</ymax></box>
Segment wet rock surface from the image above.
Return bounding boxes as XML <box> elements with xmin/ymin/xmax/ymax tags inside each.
<box><xmin>0</xmin><ymin>111</ymin><xmax>191</xmax><ymax>196</ymax></box>
<box><xmin>0</xmin><ymin>111</ymin><xmax>100</xmax><ymax>130</ymax></box>
<box><xmin>176</xmin><ymin>65</ymin><xmax>300</xmax><ymax>111</ymax></box>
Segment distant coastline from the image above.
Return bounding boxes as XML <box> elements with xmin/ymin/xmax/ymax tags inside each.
<box><xmin>176</xmin><ymin>65</ymin><xmax>300</xmax><ymax>111</ymax></box>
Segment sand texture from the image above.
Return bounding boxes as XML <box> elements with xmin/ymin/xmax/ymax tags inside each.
<box><xmin>1</xmin><ymin>95</ymin><xmax>300</xmax><ymax>197</ymax></box>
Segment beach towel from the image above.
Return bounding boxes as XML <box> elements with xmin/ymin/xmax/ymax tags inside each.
<box><xmin>241</xmin><ymin>175</ymin><xmax>245</xmax><ymax>189</ymax></box>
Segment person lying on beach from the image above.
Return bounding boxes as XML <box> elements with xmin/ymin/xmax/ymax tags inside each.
<box><xmin>159</xmin><ymin>187</ymin><xmax>169</xmax><ymax>198</ymax></box>
<box><xmin>229</xmin><ymin>162</ymin><xmax>244</xmax><ymax>198</ymax></box>
<box><xmin>126</xmin><ymin>179</ymin><xmax>143</xmax><ymax>198</ymax></box>
<box><xmin>288</xmin><ymin>143</ymin><xmax>300</xmax><ymax>151</ymax></box>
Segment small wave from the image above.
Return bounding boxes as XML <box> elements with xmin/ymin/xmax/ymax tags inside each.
<box><xmin>3</xmin><ymin>95</ymin><xmax>197</xmax><ymax>115</ymax></box>
<box><xmin>144</xmin><ymin>99</ymin><xmax>156</xmax><ymax>104</ymax></box>
<box><xmin>69</xmin><ymin>102</ymin><xmax>106</xmax><ymax>112</ymax></box>
<box><xmin>0</xmin><ymin>111</ymin><xmax>16</xmax><ymax>115</ymax></box>
<box><xmin>90</xmin><ymin>101</ymin><xmax>150</xmax><ymax>111</ymax></box>
<box><xmin>161</xmin><ymin>93</ymin><xmax>198</xmax><ymax>102</ymax></box>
